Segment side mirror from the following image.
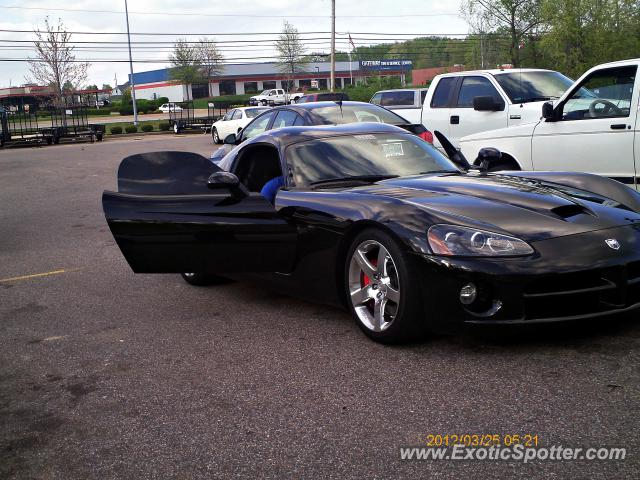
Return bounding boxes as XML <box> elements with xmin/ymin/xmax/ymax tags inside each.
<box><xmin>542</xmin><ymin>101</ymin><xmax>557</xmax><ymax>121</ymax></box>
<box><xmin>474</xmin><ymin>147</ymin><xmax>502</xmax><ymax>173</ymax></box>
<box><xmin>223</xmin><ymin>133</ymin><xmax>237</xmax><ymax>145</ymax></box>
<box><xmin>207</xmin><ymin>171</ymin><xmax>248</xmax><ymax>199</ymax></box>
<box><xmin>473</xmin><ymin>96</ymin><xmax>504</xmax><ymax>112</ymax></box>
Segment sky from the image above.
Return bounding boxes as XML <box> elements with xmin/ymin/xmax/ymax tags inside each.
<box><xmin>0</xmin><ymin>0</ymin><xmax>469</xmax><ymax>88</ymax></box>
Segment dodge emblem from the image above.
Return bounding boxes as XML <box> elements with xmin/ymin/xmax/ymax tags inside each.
<box><xmin>605</xmin><ymin>239</ymin><xmax>621</xmax><ymax>250</ymax></box>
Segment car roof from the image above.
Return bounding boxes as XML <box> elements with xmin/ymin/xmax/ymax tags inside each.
<box><xmin>270</xmin><ymin>100</ymin><xmax>376</xmax><ymax>113</ymax></box>
<box><xmin>373</xmin><ymin>88</ymin><xmax>429</xmax><ymax>93</ymax></box>
<box><xmin>245</xmin><ymin>122</ymin><xmax>409</xmax><ymax>148</ymax></box>
<box><xmin>438</xmin><ymin>68</ymin><xmax>556</xmax><ymax>77</ymax></box>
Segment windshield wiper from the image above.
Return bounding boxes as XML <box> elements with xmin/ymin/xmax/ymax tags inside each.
<box><xmin>310</xmin><ymin>174</ymin><xmax>399</xmax><ymax>187</ymax></box>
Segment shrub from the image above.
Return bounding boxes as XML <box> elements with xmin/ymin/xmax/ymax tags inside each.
<box><xmin>158</xmin><ymin>122</ymin><xmax>171</xmax><ymax>131</ymax></box>
<box><xmin>109</xmin><ymin>126</ymin><xmax>123</xmax><ymax>135</ymax></box>
<box><xmin>156</xmin><ymin>97</ymin><xmax>169</xmax><ymax>105</ymax></box>
<box><xmin>141</xmin><ymin>124</ymin><xmax>154</xmax><ymax>132</ymax></box>
<box><xmin>125</xmin><ymin>125</ymin><xmax>138</xmax><ymax>134</ymax></box>
<box><xmin>118</xmin><ymin>105</ymin><xmax>133</xmax><ymax>115</ymax></box>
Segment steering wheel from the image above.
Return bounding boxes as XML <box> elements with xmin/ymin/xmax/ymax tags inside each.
<box><xmin>588</xmin><ymin>99</ymin><xmax>623</xmax><ymax>118</ymax></box>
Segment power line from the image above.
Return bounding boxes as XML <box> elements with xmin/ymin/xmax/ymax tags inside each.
<box><xmin>0</xmin><ymin>5</ymin><xmax>460</xmax><ymax>18</ymax></box>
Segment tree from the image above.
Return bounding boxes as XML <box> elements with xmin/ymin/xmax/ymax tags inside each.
<box><xmin>275</xmin><ymin>21</ymin><xmax>309</xmax><ymax>92</ymax></box>
<box><xmin>26</xmin><ymin>17</ymin><xmax>89</xmax><ymax>104</ymax></box>
<box><xmin>102</xmin><ymin>83</ymin><xmax>113</xmax><ymax>91</ymax></box>
<box><xmin>196</xmin><ymin>38</ymin><xmax>224</xmax><ymax>87</ymax></box>
<box><xmin>85</xmin><ymin>84</ymin><xmax>99</xmax><ymax>91</ymax></box>
<box><xmin>169</xmin><ymin>39</ymin><xmax>204</xmax><ymax>100</ymax></box>
<box><xmin>461</xmin><ymin>0</ymin><xmax>544</xmax><ymax>67</ymax></box>
<box><xmin>540</xmin><ymin>0</ymin><xmax>640</xmax><ymax>77</ymax></box>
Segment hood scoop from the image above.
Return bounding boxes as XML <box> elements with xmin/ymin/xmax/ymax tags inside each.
<box><xmin>551</xmin><ymin>204</ymin><xmax>593</xmax><ymax>219</ymax></box>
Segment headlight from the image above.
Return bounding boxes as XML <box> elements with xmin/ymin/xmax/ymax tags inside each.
<box><xmin>427</xmin><ymin>224</ymin><xmax>534</xmax><ymax>257</ymax></box>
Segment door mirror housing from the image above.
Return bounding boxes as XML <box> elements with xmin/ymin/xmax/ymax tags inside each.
<box><xmin>542</xmin><ymin>101</ymin><xmax>558</xmax><ymax>121</ymax></box>
<box><xmin>207</xmin><ymin>171</ymin><xmax>240</xmax><ymax>189</ymax></box>
<box><xmin>473</xmin><ymin>147</ymin><xmax>502</xmax><ymax>174</ymax></box>
<box><xmin>223</xmin><ymin>133</ymin><xmax>237</xmax><ymax>145</ymax></box>
<box><xmin>207</xmin><ymin>171</ymin><xmax>248</xmax><ymax>199</ymax></box>
<box><xmin>473</xmin><ymin>96</ymin><xmax>505</xmax><ymax>112</ymax></box>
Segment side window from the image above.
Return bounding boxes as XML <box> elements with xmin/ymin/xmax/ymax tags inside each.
<box><xmin>381</xmin><ymin>91</ymin><xmax>415</xmax><ymax>106</ymax></box>
<box><xmin>562</xmin><ymin>66</ymin><xmax>636</xmax><ymax>120</ymax></box>
<box><xmin>370</xmin><ymin>93</ymin><xmax>383</xmax><ymax>105</ymax></box>
<box><xmin>293</xmin><ymin>114</ymin><xmax>305</xmax><ymax>126</ymax></box>
<box><xmin>270</xmin><ymin>90</ymin><xmax>276</xmax><ymax>95</ymax></box>
<box><xmin>430</xmin><ymin>77</ymin><xmax>456</xmax><ymax>108</ymax></box>
<box><xmin>456</xmin><ymin>77</ymin><xmax>501</xmax><ymax>108</ymax></box>
<box><xmin>231</xmin><ymin>110</ymin><xmax>243</xmax><ymax>120</ymax></box>
<box><xmin>420</xmin><ymin>90</ymin><xmax>428</xmax><ymax>105</ymax></box>
<box><xmin>222</xmin><ymin>110</ymin><xmax>234</xmax><ymax>121</ymax></box>
<box><xmin>272</xmin><ymin>110</ymin><xmax>300</xmax><ymax>128</ymax></box>
<box><xmin>241</xmin><ymin>111</ymin><xmax>276</xmax><ymax>140</ymax></box>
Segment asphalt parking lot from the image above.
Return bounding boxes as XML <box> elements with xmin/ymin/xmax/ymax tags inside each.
<box><xmin>1</xmin><ymin>134</ymin><xmax>639</xmax><ymax>479</ymax></box>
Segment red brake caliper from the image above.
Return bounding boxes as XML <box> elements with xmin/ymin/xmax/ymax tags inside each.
<box><xmin>360</xmin><ymin>258</ymin><xmax>378</xmax><ymax>288</ymax></box>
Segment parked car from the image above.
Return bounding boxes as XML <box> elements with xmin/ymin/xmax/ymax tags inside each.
<box><xmin>296</xmin><ymin>92</ymin><xmax>350</xmax><ymax>103</ymax></box>
<box><xmin>249</xmin><ymin>89</ymin><xmax>304</xmax><ymax>106</ymax></box>
<box><xmin>210</xmin><ymin>101</ymin><xmax>433</xmax><ymax>162</ymax></box>
<box><xmin>159</xmin><ymin>103</ymin><xmax>182</xmax><ymax>113</ymax></box>
<box><xmin>370</xmin><ymin>88</ymin><xmax>429</xmax><ymax>124</ymax></box>
<box><xmin>103</xmin><ymin>123</ymin><xmax>640</xmax><ymax>343</ymax></box>
<box><xmin>459</xmin><ymin>58</ymin><xmax>639</xmax><ymax>189</ymax></box>
<box><xmin>421</xmin><ymin>69</ymin><xmax>575</xmax><ymax>149</ymax></box>
<box><xmin>210</xmin><ymin>107</ymin><xmax>271</xmax><ymax>144</ymax></box>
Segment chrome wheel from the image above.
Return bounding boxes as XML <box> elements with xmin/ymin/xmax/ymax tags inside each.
<box><xmin>212</xmin><ymin>128</ymin><xmax>219</xmax><ymax>143</ymax></box>
<box><xmin>183</xmin><ymin>273</ymin><xmax>196</xmax><ymax>278</ymax></box>
<box><xmin>348</xmin><ymin>240</ymin><xmax>400</xmax><ymax>332</ymax></box>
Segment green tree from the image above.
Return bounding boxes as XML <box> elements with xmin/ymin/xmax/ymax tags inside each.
<box><xmin>461</xmin><ymin>0</ymin><xmax>544</xmax><ymax>67</ymax></box>
<box><xmin>540</xmin><ymin>0</ymin><xmax>640</xmax><ymax>77</ymax></box>
<box><xmin>169</xmin><ymin>39</ymin><xmax>204</xmax><ymax>100</ymax></box>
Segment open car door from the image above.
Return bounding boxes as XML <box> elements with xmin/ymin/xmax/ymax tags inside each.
<box><xmin>103</xmin><ymin>151</ymin><xmax>296</xmax><ymax>273</ymax></box>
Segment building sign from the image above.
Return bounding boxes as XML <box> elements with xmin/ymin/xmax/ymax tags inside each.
<box><xmin>310</xmin><ymin>80</ymin><xmax>319</xmax><ymax>89</ymax></box>
<box><xmin>359</xmin><ymin>59</ymin><xmax>413</xmax><ymax>71</ymax></box>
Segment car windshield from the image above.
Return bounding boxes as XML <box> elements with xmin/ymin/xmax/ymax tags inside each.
<box><xmin>259</xmin><ymin>90</ymin><xmax>269</xmax><ymax>95</ymax></box>
<box><xmin>286</xmin><ymin>133</ymin><xmax>458</xmax><ymax>187</ymax></box>
<box><xmin>493</xmin><ymin>71</ymin><xmax>574</xmax><ymax>103</ymax></box>
<box><xmin>245</xmin><ymin>107</ymin><xmax>270</xmax><ymax>118</ymax></box>
<box><xmin>310</xmin><ymin>104</ymin><xmax>409</xmax><ymax>126</ymax></box>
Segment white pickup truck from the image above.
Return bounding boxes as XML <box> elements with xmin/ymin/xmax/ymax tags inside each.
<box><xmin>249</xmin><ymin>89</ymin><xmax>304</xmax><ymax>106</ymax></box>
<box><xmin>420</xmin><ymin>68</ymin><xmax>575</xmax><ymax>149</ymax></box>
<box><xmin>370</xmin><ymin>88</ymin><xmax>429</xmax><ymax>124</ymax></box>
<box><xmin>459</xmin><ymin>58</ymin><xmax>639</xmax><ymax>189</ymax></box>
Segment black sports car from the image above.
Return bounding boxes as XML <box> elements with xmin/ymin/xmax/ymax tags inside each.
<box><xmin>103</xmin><ymin>123</ymin><xmax>640</xmax><ymax>343</ymax></box>
<box><xmin>210</xmin><ymin>101</ymin><xmax>432</xmax><ymax>162</ymax></box>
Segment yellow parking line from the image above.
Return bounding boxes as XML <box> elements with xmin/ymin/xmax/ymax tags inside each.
<box><xmin>0</xmin><ymin>269</ymin><xmax>67</xmax><ymax>283</ymax></box>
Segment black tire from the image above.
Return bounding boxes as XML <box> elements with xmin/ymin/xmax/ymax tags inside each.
<box><xmin>180</xmin><ymin>272</ymin><xmax>225</xmax><ymax>286</ymax></box>
<box><xmin>344</xmin><ymin>228</ymin><xmax>427</xmax><ymax>344</ymax></box>
<box><xmin>212</xmin><ymin>128</ymin><xmax>221</xmax><ymax>144</ymax></box>
<box><xmin>96</xmin><ymin>133</ymin><xmax>103</xmax><ymax>142</ymax></box>
<box><xmin>53</xmin><ymin>136</ymin><xmax>60</xmax><ymax>145</ymax></box>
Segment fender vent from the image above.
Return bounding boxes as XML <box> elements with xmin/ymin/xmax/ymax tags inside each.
<box><xmin>551</xmin><ymin>204</ymin><xmax>591</xmax><ymax>219</ymax></box>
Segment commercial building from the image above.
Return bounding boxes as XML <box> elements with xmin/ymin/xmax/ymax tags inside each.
<box><xmin>129</xmin><ymin>60</ymin><xmax>413</xmax><ymax>102</ymax></box>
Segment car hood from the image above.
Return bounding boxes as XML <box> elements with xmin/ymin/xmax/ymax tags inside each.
<box><xmin>351</xmin><ymin>173</ymin><xmax>640</xmax><ymax>242</ymax></box>
<box><xmin>460</xmin><ymin>121</ymin><xmax>538</xmax><ymax>143</ymax></box>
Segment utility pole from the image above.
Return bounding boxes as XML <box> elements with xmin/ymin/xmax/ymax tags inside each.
<box><xmin>124</xmin><ymin>0</ymin><xmax>138</xmax><ymax>126</ymax></box>
<box><xmin>330</xmin><ymin>0</ymin><xmax>336</xmax><ymax>92</ymax></box>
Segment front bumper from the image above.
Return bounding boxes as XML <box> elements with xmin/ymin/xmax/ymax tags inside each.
<box><xmin>413</xmin><ymin>224</ymin><xmax>640</xmax><ymax>332</ymax></box>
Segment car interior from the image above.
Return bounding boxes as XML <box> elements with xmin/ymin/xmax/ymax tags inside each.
<box><xmin>231</xmin><ymin>145</ymin><xmax>283</xmax><ymax>195</ymax></box>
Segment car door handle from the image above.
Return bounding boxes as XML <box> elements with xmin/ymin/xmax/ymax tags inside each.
<box><xmin>450</xmin><ymin>115</ymin><xmax>460</xmax><ymax>125</ymax></box>
<box><xmin>610</xmin><ymin>124</ymin><xmax>627</xmax><ymax>130</ymax></box>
